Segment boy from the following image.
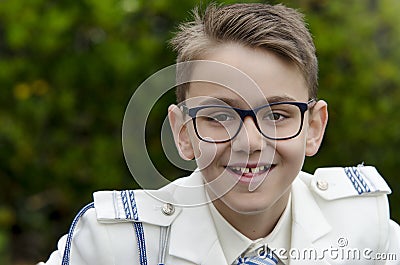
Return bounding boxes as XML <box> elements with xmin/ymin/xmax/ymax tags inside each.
<box><xmin>39</xmin><ymin>3</ymin><xmax>400</xmax><ymax>265</ymax></box>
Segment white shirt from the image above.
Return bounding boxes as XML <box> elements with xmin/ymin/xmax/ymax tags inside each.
<box><xmin>208</xmin><ymin>193</ymin><xmax>292</xmax><ymax>265</ymax></box>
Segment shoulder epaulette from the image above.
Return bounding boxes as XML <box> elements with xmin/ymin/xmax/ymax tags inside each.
<box><xmin>310</xmin><ymin>165</ymin><xmax>391</xmax><ymax>200</ymax></box>
<box><xmin>93</xmin><ymin>189</ymin><xmax>181</xmax><ymax>226</ymax></box>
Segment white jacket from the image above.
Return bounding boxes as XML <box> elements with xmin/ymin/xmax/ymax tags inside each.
<box><xmin>39</xmin><ymin>166</ymin><xmax>400</xmax><ymax>264</ymax></box>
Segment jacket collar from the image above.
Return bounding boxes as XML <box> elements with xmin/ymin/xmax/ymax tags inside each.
<box><xmin>289</xmin><ymin>172</ymin><xmax>332</xmax><ymax>264</ymax></box>
<box><xmin>167</xmin><ymin>169</ymin><xmax>227</xmax><ymax>264</ymax></box>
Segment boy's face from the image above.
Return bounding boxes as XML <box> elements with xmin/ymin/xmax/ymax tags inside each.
<box><xmin>169</xmin><ymin>43</ymin><xmax>327</xmax><ymax>214</ymax></box>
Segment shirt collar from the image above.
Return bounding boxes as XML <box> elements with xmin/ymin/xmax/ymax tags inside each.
<box><xmin>208</xmin><ymin>193</ymin><xmax>292</xmax><ymax>265</ymax></box>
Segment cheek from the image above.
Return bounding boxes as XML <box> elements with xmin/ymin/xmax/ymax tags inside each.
<box><xmin>277</xmin><ymin>135</ymin><xmax>307</xmax><ymax>168</ymax></box>
<box><xmin>188</xmin><ymin>128</ymin><xmax>228</xmax><ymax>171</ymax></box>
<box><xmin>195</xmin><ymin>141</ymin><xmax>218</xmax><ymax>170</ymax></box>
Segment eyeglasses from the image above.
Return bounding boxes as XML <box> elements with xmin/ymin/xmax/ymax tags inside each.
<box><xmin>181</xmin><ymin>99</ymin><xmax>316</xmax><ymax>143</ymax></box>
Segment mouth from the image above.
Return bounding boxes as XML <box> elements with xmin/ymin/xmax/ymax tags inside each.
<box><xmin>225</xmin><ymin>164</ymin><xmax>275</xmax><ymax>183</ymax></box>
<box><xmin>228</xmin><ymin>165</ymin><xmax>271</xmax><ymax>174</ymax></box>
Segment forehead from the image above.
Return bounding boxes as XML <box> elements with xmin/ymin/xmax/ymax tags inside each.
<box><xmin>184</xmin><ymin>43</ymin><xmax>308</xmax><ymax>107</ymax></box>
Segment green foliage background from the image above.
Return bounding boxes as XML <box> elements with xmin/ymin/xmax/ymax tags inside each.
<box><xmin>0</xmin><ymin>0</ymin><xmax>399</xmax><ymax>264</ymax></box>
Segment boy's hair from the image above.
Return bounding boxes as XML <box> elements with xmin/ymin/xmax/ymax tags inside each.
<box><xmin>170</xmin><ymin>3</ymin><xmax>318</xmax><ymax>103</ymax></box>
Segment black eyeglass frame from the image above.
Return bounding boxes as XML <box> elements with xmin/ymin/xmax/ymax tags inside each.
<box><xmin>181</xmin><ymin>99</ymin><xmax>317</xmax><ymax>143</ymax></box>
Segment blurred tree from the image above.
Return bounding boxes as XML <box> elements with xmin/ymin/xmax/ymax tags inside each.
<box><xmin>0</xmin><ymin>0</ymin><xmax>399</xmax><ymax>264</ymax></box>
<box><xmin>296</xmin><ymin>0</ymin><xmax>400</xmax><ymax>221</ymax></box>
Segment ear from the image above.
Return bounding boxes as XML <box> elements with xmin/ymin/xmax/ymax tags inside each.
<box><xmin>168</xmin><ymin>104</ymin><xmax>195</xmax><ymax>160</ymax></box>
<box><xmin>305</xmin><ymin>100</ymin><xmax>328</xmax><ymax>156</ymax></box>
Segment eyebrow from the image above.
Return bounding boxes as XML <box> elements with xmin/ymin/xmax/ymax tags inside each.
<box><xmin>265</xmin><ymin>95</ymin><xmax>298</xmax><ymax>103</ymax></box>
<box><xmin>198</xmin><ymin>97</ymin><xmax>240</xmax><ymax>107</ymax></box>
<box><xmin>197</xmin><ymin>95</ymin><xmax>298</xmax><ymax>107</ymax></box>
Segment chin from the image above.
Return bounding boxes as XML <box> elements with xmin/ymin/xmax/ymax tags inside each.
<box><xmin>222</xmin><ymin>192</ymin><xmax>274</xmax><ymax>215</ymax></box>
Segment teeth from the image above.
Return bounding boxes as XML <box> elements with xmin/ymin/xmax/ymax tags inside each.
<box><xmin>231</xmin><ymin>166</ymin><xmax>270</xmax><ymax>174</ymax></box>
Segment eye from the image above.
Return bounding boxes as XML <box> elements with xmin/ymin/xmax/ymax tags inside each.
<box><xmin>208</xmin><ymin>113</ymin><xmax>235</xmax><ymax>122</ymax></box>
<box><xmin>264</xmin><ymin>112</ymin><xmax>285</xmax><ymax>121</ymax></box>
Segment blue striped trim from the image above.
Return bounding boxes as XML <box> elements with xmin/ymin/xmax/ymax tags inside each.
<box><xmin>129</xmin><ymin>190</ymin><xmax>139</xmax><ymax>221</ymax></box>
<box><xmin>121</xmin><ymin>190</ymin><xmax>132</xmax><ymax>219</ymax></box>
<box><xmin>121</xmin><ymin>190</ymin><xmax>148</xmax><ymax>265</ymax></box>
<box><xmin>61</xmin><ymin>202</ymin><xmax>95</xmax><ymax>265</ymax></box>
<box><xmin>344</xmin><ymin>167</ymin><xmax>371</xmax><ymax>195</ymax></box>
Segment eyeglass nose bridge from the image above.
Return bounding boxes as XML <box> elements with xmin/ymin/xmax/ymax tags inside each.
<box><xmin>232</xmin><ymin>107</ymin><xmax>265</xmax><ymax>140</ymax></box>
<box><xmin>236</xmin><ymin>108</ymin><xmax>257</xmax><ymax>121</ymax></box>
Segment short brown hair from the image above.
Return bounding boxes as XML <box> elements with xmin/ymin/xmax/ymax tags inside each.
<box><xmin>170</xmin><ymin>3</ymin><xmax>318</xmax><ymax>103</ymax></box>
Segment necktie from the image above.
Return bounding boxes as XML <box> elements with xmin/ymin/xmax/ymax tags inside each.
<box><xmin>235</xmin><ymin>246</ymin><xmax>279</xmax><ymax>265</ymax></box>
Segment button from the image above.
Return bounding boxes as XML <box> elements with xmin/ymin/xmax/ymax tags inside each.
<box><xmin>161</xmin><ymin>203</ymin><xmax>175</xmax><ymax>216</ymax></box>
<box><xmin>317</xmin><ymin>180</ymin><xmax>329</xmax><ymax>191</ymax></box>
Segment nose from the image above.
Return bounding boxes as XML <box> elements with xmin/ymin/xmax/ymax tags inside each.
<box><xmin>231</xmin><ymin>116</ymin><xmax>267</xmax><ymax>153</ymax></box>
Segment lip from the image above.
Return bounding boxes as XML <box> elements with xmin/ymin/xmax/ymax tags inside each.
<box><xmin>225</xmin><ymin>164</ymin><xmax>275</xmax><ymax>184</ymax></box>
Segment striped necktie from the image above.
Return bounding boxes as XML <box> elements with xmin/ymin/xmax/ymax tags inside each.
<box><xmin>235</xmin><ymin>246</ymin><xmax>279</xmax><ymax>265</ymax></box>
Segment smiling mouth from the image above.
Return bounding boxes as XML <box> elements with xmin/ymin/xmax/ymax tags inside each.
<box><xmin>227</xmin><ymin>165</ymin><xmax>273</xmax><ymax>175</ymax></box>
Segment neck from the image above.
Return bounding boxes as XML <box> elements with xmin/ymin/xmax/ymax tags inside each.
<box><xmin>212</xmin><ymin>191</ymin><xmax>290</xmax><ymax>240</ymax></box>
